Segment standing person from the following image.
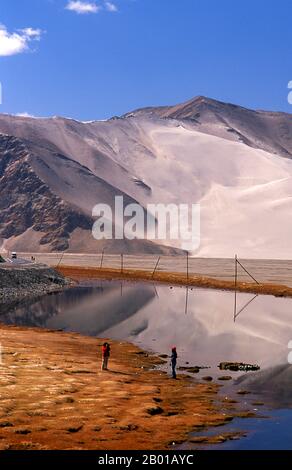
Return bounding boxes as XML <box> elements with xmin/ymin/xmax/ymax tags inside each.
<box><xmin>101</xmin><ymin>342</ymin><xmax>111</xmax><ymax>370</ymax></box>
<box><xmin>171</xmin><ymin>346</ymin><xmax>177</xmax><ymax>379</ymax></box>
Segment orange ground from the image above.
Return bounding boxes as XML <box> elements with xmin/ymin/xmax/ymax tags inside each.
<box><xmin>0</xmin><ymin>325</ymin><xmax>249</xmax><ymax>450</ymax></box>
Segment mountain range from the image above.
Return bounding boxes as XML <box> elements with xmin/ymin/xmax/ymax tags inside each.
<box><xmin>1</xmin><ymin>96</ymin><xmax>292</xmax><ymax>258</ymax></box>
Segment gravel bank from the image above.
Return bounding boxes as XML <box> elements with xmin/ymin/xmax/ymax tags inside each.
<box><xmin>0</xmin><ymin>265</ymin><xmax>71</xmax><ymax>306</ymax></box>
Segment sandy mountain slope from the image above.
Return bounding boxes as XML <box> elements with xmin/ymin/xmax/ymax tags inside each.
<box><xmin>124</xmin><ymin>96</ymin><xmax>292</xmax><ymax>158</ymax></box>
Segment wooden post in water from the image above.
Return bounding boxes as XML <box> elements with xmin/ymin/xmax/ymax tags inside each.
<box><xmin>121</xmin><ymin>253</ymin><xmax>124</xmax><ymax>274</ymax></box>
<box><xmin>186</xmin><ymin>251</ymin><xmax>189</xmax><ymax>282</ymax></box>
<box><xmin>234</xmin><ymin>254</ymin><xmax>238</xmax><ymax>321</ymax></box>
<box><xmin>185</xmin><ymin>287</ymin><xmax>189</xmax><ymax>315</ymax></box>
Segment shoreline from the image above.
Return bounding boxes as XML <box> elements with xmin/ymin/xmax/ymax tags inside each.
<box><xmin>0</xmin><ymin>324</ymin><xmax>256</xmax><ymax>450</ymax></box>
<box><xmin>56</xmin><ymin>265</ymin><xmax>292</xmax><ymax>298</ymax></box>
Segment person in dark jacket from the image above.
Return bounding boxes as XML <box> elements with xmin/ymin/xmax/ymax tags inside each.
<box><xmin>101</xmin><ymin>342</ymin><xmax>111</xmax><ymax>370</ymax></box>
<box><xmin>171</xmin><ymin>346</ymin><xmax>177</xmax><ymax>379</ymax></box>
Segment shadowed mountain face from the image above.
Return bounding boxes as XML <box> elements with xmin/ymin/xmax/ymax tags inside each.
<box><xmin>0</xmin><ymin>135</ymin><xmax>92</xmax><ymax>251</ymax></box>
<box><xmin>0</xmin><ymin>96</ymin><xmax>292</xmax><ymax>257</ymax></box>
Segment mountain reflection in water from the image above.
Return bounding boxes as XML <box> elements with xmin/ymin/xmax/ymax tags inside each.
<box><xmin>1</xmin><ymin>282</ymin><xmax>155</xmax><ymax>335</ymax></box>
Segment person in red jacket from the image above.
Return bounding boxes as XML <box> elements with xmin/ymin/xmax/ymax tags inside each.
<box><xmin>101</xmin><ymin>342</ymin><xmax>111</xmax><ymax>370</ymax></box>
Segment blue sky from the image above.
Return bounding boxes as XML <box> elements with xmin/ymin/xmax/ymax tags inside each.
<box><xmin>0</xmin><ymin>0</ymin><xmax>291</xmax><ymax>120</ymax></box>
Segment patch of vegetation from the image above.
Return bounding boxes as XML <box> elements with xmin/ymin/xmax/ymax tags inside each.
<box><xmin>0</xmin><ymin>255</ymin><xmax>5</xmax><ymax>263</ymax></box>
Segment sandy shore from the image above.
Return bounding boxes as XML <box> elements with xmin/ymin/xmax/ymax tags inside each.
<box><xmin>56</xmin><ymin>265</ymin><xmax>292</xmax><ymax>298</ymax></box>
<box><xmin>0</xmin><ymin>325</ymin><xmax>251</xmax><ymax>450</ymax></box>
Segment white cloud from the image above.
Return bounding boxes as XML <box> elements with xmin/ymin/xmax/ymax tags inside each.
<box><xmin>20</xmin><ymin>28</ymin><xmax>42</xmax><ymax>39</ymax></box>
<box><xmin>105</xmin><ymin>2</ymin><xmax>118</xmax><ymax>12</ymax></box>
<box><xmin>0</xmin><ymin>25</ymin><xmax>43</xmax><ymax>57</ymax></box>
<box><xmin>65</xmin><ymin>1</ymin><xmax>101</xmax><ymax>14</ymax></box>
<box><xmin>65</xmin><ymin>1</ymin><xmax>118</xmax><ymax>15</ymax></box>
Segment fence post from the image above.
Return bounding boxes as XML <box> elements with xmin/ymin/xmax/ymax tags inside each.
<box><xmin>151</xmin><ymin>256</ymin><xmax>160</xmax><ymax>279</ymax></box>
<box><xmin>100</xmin><ymin>249</ymin><xmax>104</xmax><ymax>269</ymax></box>
<box><xmin>56</xmin><ymin>252</ymin><xmax>65</xmax><ymax>269</ymax></box>
<box><xmin>236</xmin><ymin>258</ymin><xmax>259</xmax><ymax>285</ymax></box>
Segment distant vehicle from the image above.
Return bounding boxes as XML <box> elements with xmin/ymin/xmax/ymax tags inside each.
<box><xmin>11</xmin><ymin>252</ymin><xmax>17</xmax><ymax>260</ymax></box>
